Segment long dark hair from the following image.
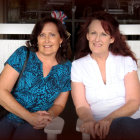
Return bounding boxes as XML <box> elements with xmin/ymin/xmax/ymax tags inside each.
<box><xmin>75</xmin><ymin>11</ymin><xmax>137</xmax><ymax>63</ymax></box>
<box><xmin>26</xmin><ymin>17</ymin><xmax>71</xmax><ymax>63</ymax></box>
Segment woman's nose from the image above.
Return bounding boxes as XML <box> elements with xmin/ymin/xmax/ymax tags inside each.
<box><xmin>95</xmin><ymin>34</ymin><xmax>100</xmax><ymax>41</ymax></box>
<box><xmin>44</xmin><ymin>35</ymin><xmax>49</xmax><ymax>42</ymax></box>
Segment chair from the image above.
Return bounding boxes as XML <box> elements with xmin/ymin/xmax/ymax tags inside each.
<box><xmin>0</xmin><ymin>23</ymin><xmax>65</xmax><ymax>140</ymax></box>
<box><xmin>44</xmin><ymin>116</ymin><xmax>65</xmax><ymax>140</ymax></box>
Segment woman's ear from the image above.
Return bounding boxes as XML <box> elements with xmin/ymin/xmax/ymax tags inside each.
<box><xmin>110</xmin><ymin>37</ymin><xmax>115</xmax><ymax>44</ymax></box>
<box><xmin>60</xmin><ymin>38</ymin><xmax>63</xmax><ymax>44</ymax></box>
<box><xmin>86</xmin><ymin>33</ymin><xmax>89</xmax><ymax>41</ymax></box>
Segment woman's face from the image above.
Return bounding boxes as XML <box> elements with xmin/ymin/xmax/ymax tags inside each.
<box><xmin>86</xmin><ymin>19</ymin><xmax>114</xmax><ymax>56</ymax></box>
<box><xmin>37</xmin><ymin>22</ymin><xmax>62</xmax><ymax>57</ymax></box>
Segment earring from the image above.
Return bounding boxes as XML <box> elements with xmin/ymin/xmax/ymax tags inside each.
<box><xmin>60</xmin><ymin>44</ymin><xmax>61</xmax><ymax>48</ymax></box>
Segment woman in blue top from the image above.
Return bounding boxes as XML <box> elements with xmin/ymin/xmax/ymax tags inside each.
<box><xmin>0</xmin><ymin>17</ymin><xmax>71</xmax><ymax>140</ymax></box>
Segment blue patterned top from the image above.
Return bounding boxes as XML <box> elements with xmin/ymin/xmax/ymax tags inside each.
<box><xmin>5</xmin><ymin>46</ymin><xmax>71</xmax><ymax>123</ymax></box>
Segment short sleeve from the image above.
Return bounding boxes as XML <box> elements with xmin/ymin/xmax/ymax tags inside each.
<box><xmin>71</xmin><ymin>60</ymin><xmax>83</xmax><ymax>82</ymax></box>
<box><xmin>61</xmin><ymin>61</ymin><xmax>71</xmax><ymax>92</ymax></box>
<box><xmin>4</xmin><ymin>46</ymin><xmax>28</xmax><ymax>73</ymax></box>
<box><xmin>124</xmin><ymin>56</ymin><xmax>137</xmax><ymax>76</ymax></box>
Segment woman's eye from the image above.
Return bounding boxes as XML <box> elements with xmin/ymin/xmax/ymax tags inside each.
<box><xmin>50</xmin><ymin>33</ymin><xmax>55</xmax><ymax>36</ymax></box>
<box><xmin>101</xmin><ymin>33</ymin><xmax>107</xmax><ymax>36</ymax></box>
<box><xmin>91</xmin><ymin>32</ymin><xmax>96</xmax><ymax>34</ymax></box>
<box><xmin>39</xmin><ymin>33</ymin><xmax>46</xmax><ymax>38</ymax></box>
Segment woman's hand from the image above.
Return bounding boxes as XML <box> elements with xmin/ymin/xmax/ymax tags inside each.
<box><xmin>95</xmin><ymin>117</ymin><xmax>113</xmax><ymax>139</ymax></box>
<box><xmin>27</xmin><ymin>111</ymin><xmax>53</xmax><ymax>129</ymax></box>
<box><xmin>80</xmin><ymin>120</ymin><xmax>97</xmax><ymax>139</ymax></box>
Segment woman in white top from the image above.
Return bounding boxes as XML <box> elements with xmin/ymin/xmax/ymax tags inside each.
<box><xmin>71</xmin><ymin>11</ymin><xmax>140</xmax><ymax>140</ymax></box>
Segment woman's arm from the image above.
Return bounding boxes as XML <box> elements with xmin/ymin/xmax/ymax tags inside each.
<box><xmin>71</xmin><ymin>82</ymin><xmax>94</xmax><ymax>121</ymax></box>
<box><xmin>71</xmin><ymin>82</ymin><xmax>97</xmax><ymax>138</ymax></box>
<box><xmin>104</xmin><ymin>71</ymin><xmax>140</xmax><ymax>120</ymax></box>
<box><xmin>47</xmin><ymin>91</ymin><xmax>69</xmax><ymax>118</ymax></box>
<box><xmin>0</xmin><ymin>64</ymin><xmax>51</xmax><ymax>128</ymax></box>
<box><xmin>0</xmin><ymin>64</ymin><xmax>30</xmax><ymax>118</ymax></box>
<box><xmin>33</xmin><ymin>91</ymin><xmax>70</xmax><ymax>129</ymax></box>
<box><xmin>95</xmin><ymin>71</ymin><xmax>140</xmax><ymax>139</ymax></box>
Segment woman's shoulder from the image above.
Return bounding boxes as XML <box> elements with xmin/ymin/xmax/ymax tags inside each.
<box><xmin>6</xmin><ymin>46</ymin><xmax>28</xmax><ymax>62</ymax></box>
<box><xmin>110</xmin><ymin>52</ymin><xmax>135</xmax><ymax>63</ymax></box>
<box><xmin>5</xmin><ymin>46</ymin><xmax>29</xmax><ymax>73</ymax></box>
<box><xmin>15</xmin><ymin>46</ymin><xmax>28</xmax><ymax>54</ymax></box>
<box><xmin>59</xmin><ymin>60</ymin><xmax>72</xmax><ymax>71</ymax></box>
<box><xmin>11</xmin><ymin>46</ymin><xmax>29</xmax><ymax>61</ymax></box>
<box><xmin>110</xmin><ymin>53</ymin><xmax>137</xmax><ymax>73</ymax></box>
<box><xmin>62</xmin><ymin>60</ymin><xmax>71</xmax><ymax>67</ymax></box>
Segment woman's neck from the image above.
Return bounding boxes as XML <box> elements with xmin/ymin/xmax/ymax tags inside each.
<box><xmin>36</xmin><ymin>52</ymin><xmax>58</xmax><ymax>66</ymax></box>
<box><xmin>91</xmin><ymin>52</ymin><xmax>109</xmax><ymax>63</ymax></box>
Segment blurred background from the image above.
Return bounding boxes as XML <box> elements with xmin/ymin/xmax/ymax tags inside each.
<box><xmin>0</xmin><ymin>0</ymin><xmax>140</xmax><ymax>50</ymax></box>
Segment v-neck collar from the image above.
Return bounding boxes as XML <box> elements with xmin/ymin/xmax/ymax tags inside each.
<box><xmin>88</xmin><ymin>52</ymin><xmax>113</xmax><ymax>86</ymax></box>
<box><xmin>34</xmin><ymin>52</ymin><xmax>60</xmax><ymax>78</ymax></box>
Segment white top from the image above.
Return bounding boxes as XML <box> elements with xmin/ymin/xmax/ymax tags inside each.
<box><xmin>71</xmin><ymin>52</ymin><xmax>140</xmax><ymax>121</ymax></box>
